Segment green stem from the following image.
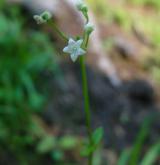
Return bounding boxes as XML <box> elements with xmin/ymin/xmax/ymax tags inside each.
<box><xmin>48</xmin><ymin>20</ymin><xmax>93</xmax><ymax>164</ymax></box>
<box><xmin>49</xmin><ymin>21</ymin><xmax>68</xmax><ymax>41</ymax></box>
<box><xmin>80</xmin><ymin>34</ymin><xmax>93</xmax><ymax>165</ymax></box>
<box><xmin>80</xmin><ymin>55</ymin><xmax>93</xmax><ymax>165</ymax></box>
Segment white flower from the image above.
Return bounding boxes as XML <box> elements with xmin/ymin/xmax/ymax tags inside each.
<box><xmin>63</xmin><ymin>38</ymin><xmax>86</xmax><ymax>62</ymax></box>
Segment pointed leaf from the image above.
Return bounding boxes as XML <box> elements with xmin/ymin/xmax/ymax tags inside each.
<box><xmin>140</xmin><ymin>142</ymin><xmax>160</xmax><ymax>165</ymax></box>
<box><xmin>92</xmin><ymin>127</ymin><xmax>104</xmax><ymax>146</ymax></box>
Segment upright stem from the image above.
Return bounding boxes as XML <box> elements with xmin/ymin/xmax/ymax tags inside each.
<box><xmin>80</xmin><ymin>55</ymin><xmax>93</xmax><ymax>165</ymax></box>
<box><xmin>48</xmin><ymin>20</ymin><xmax>93</xmax><ymax>164</ymax></box>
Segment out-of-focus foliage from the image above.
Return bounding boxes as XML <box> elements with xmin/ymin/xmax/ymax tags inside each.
<box><xmin>87</xmin><ymin>2</ymin><xmax>160</xmax><ymax>164</ymax></box>
<box><xmin>36</xmin><ymin>134</ymin><xmax>82</xmax><ymax>163</ymax></box>
<box><xmin>81</xmin><ymin>127</ymin><xmax>103</xmax><ymax>157</ymax></box>
<box><xmin>88</xmin><ymin>0</ymin><xmax>160</xmax><ymax>45</ymax></box>
<box><xmin>88</xmin><ymin>0</ymin><xmax>160</xmax><ymax>85</ymax></box>
<box><xmin>117</xmin><ymin>113</ymin><xmax>160</xmax><ymax>165</ymax></box>
<box><xmin>0</xmin><ymin>3</ymin><xmax>61</xmax><ymax>163</ymax></box>
<box><xmin>127</xmin><ymin>0</ymin><xmax>160</xmax><ymax>9</ymax></box>
<box><xmin>0</xmin><ymin>3</ymin><xmax>89</xmax><ymax>165</ymax></box>
<box><xmin>144</xmin><ymin>49</ymin><xmax>160</xmax><ymax>84</ymax></box>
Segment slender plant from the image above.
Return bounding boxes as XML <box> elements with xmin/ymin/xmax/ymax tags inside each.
<box><xmin>33</xmin><ymin>1</ymin><xmax>103</xmax><ymax>164</ymax></box>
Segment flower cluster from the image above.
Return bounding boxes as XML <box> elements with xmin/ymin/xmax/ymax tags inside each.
<box><xmin>33</xmin><ymin>0</ymin><xmax>94</xmax><ymax>62</ymax></box>
<box><xmin>63</xmin><ymin>0</ymin><xmax>94</xmax><ymax>62</ymax></box>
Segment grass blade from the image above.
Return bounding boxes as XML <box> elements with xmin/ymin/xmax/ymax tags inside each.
<box><xmin>140</xmin><ymin>141</ymin><xmax>160</xmax><ymax>165</ymax></box>
<box><xmin>117</xmin><ymin>149</ymin><xmax>131</xmax><ymax>165</ymax></box>
<box><xmin>128</xmin><ymin>113</ymin><xmax>159</xmax><ymax>165</ymax></box>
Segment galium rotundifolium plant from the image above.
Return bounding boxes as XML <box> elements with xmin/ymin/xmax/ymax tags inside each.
<box><xmin>33</xmin><ymin>1</ymin><xmax>103</xmax><ymax>164</ymax></box>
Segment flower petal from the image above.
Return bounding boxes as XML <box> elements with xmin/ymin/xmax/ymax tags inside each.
<box><xmin>68</xmin><ymin>38</ymin><xmax>76</xmax><ymax>45</ymax></box>
<box><xmin>76</xmin><ymin>48</ymin><xmax>86</xmax><ymax>56</ymax></box>
<box><xmin>63</xmin><ymin>46</ymin><xmax>70</xmax><ymax>53</ymax></box>
<box><xmin>70</xmin><ymin>53</ymin><xmax>78</xmax><ymax>62</ymax></box>
<box><xmin>75</xmin><ymin>39</ymin><xmax>83</xmax><ymax>47</ymax></box>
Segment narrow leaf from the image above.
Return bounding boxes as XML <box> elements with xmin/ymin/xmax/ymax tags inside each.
<box><xmin>117</xmin><ymin>149</ymin><xmax>131</xmax><ymax>165</ymax></box>
<box><xmin>140</xmin><ymin>142</ymin><xmax>160</xmax><ymax>165</ymax></box>
<box><xmin>36</xmin><ymin>136</ymin><xmax>56</xmax><ymax>153</ymax></box>
<box><xmin>92</xmin><ymin>127</ymin><xmax>104</xmax><ymax>146</ymax></box>
<box><xmin>129</xmin><ymin>113</ymin><xmax>159</xmax><ymax>165</ymax></box>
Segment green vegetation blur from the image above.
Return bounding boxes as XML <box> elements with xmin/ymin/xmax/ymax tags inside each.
<box><xmin>0</xmin><ymin>1</ymin><xmax>60</xmax><ymax>164</ymax></box>
<box><xmin>0</xmin><ymin>2</ymin><xmax>82</xmax><ymax>164</ymax></box>
<box><xmin>87</xmin><ymin>0</ymin><xmax>160</xmax><ymax>84</ymax></box>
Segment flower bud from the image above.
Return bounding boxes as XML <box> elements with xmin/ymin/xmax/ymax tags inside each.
<box><xmin>76</xmin><ymin>0</ymin><xmax>88</xmax><ymax>13</ymax></box>
<box><xmin>33</xmin><ymin>15</ymin><xmax>45</xmax><ymax>24</ymax></box>
<box><xmin>84</xmin><ymin>22</ymin><xmax>94</xmax><ymax>34</ymax></box>
<box><xmin>40</xmin><ymin>11</ymin><xmax>52</xmax><ymax>21</ymax></box>
<box><xmin>33</xmin><ymin>11</ymin><xmax>52</xmax><ymax>24</ymax></box>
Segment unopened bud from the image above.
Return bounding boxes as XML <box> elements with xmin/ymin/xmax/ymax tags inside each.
<box><xmin>84</xmin><ymin>22</ymin><xmax>94</xmax><ymax>34</ymax></box>
<box><xmin>76</xmin><ymin>0</ymin><xmax>88</xmax><ymax>13</ymax></box>
<box><xmin>33</xmin><ymin>15</ymin><xmax>45</xmax><ymax>24</ymax></box>
<box><xmin>33</xmin><ymin>11</ymin><xmax>52</xmax><ymax>24</ymax></box>
<box><xmin>40</xmin><ymin>11</ymin><xmax>52</xmax><ymax>21</ymax></box>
